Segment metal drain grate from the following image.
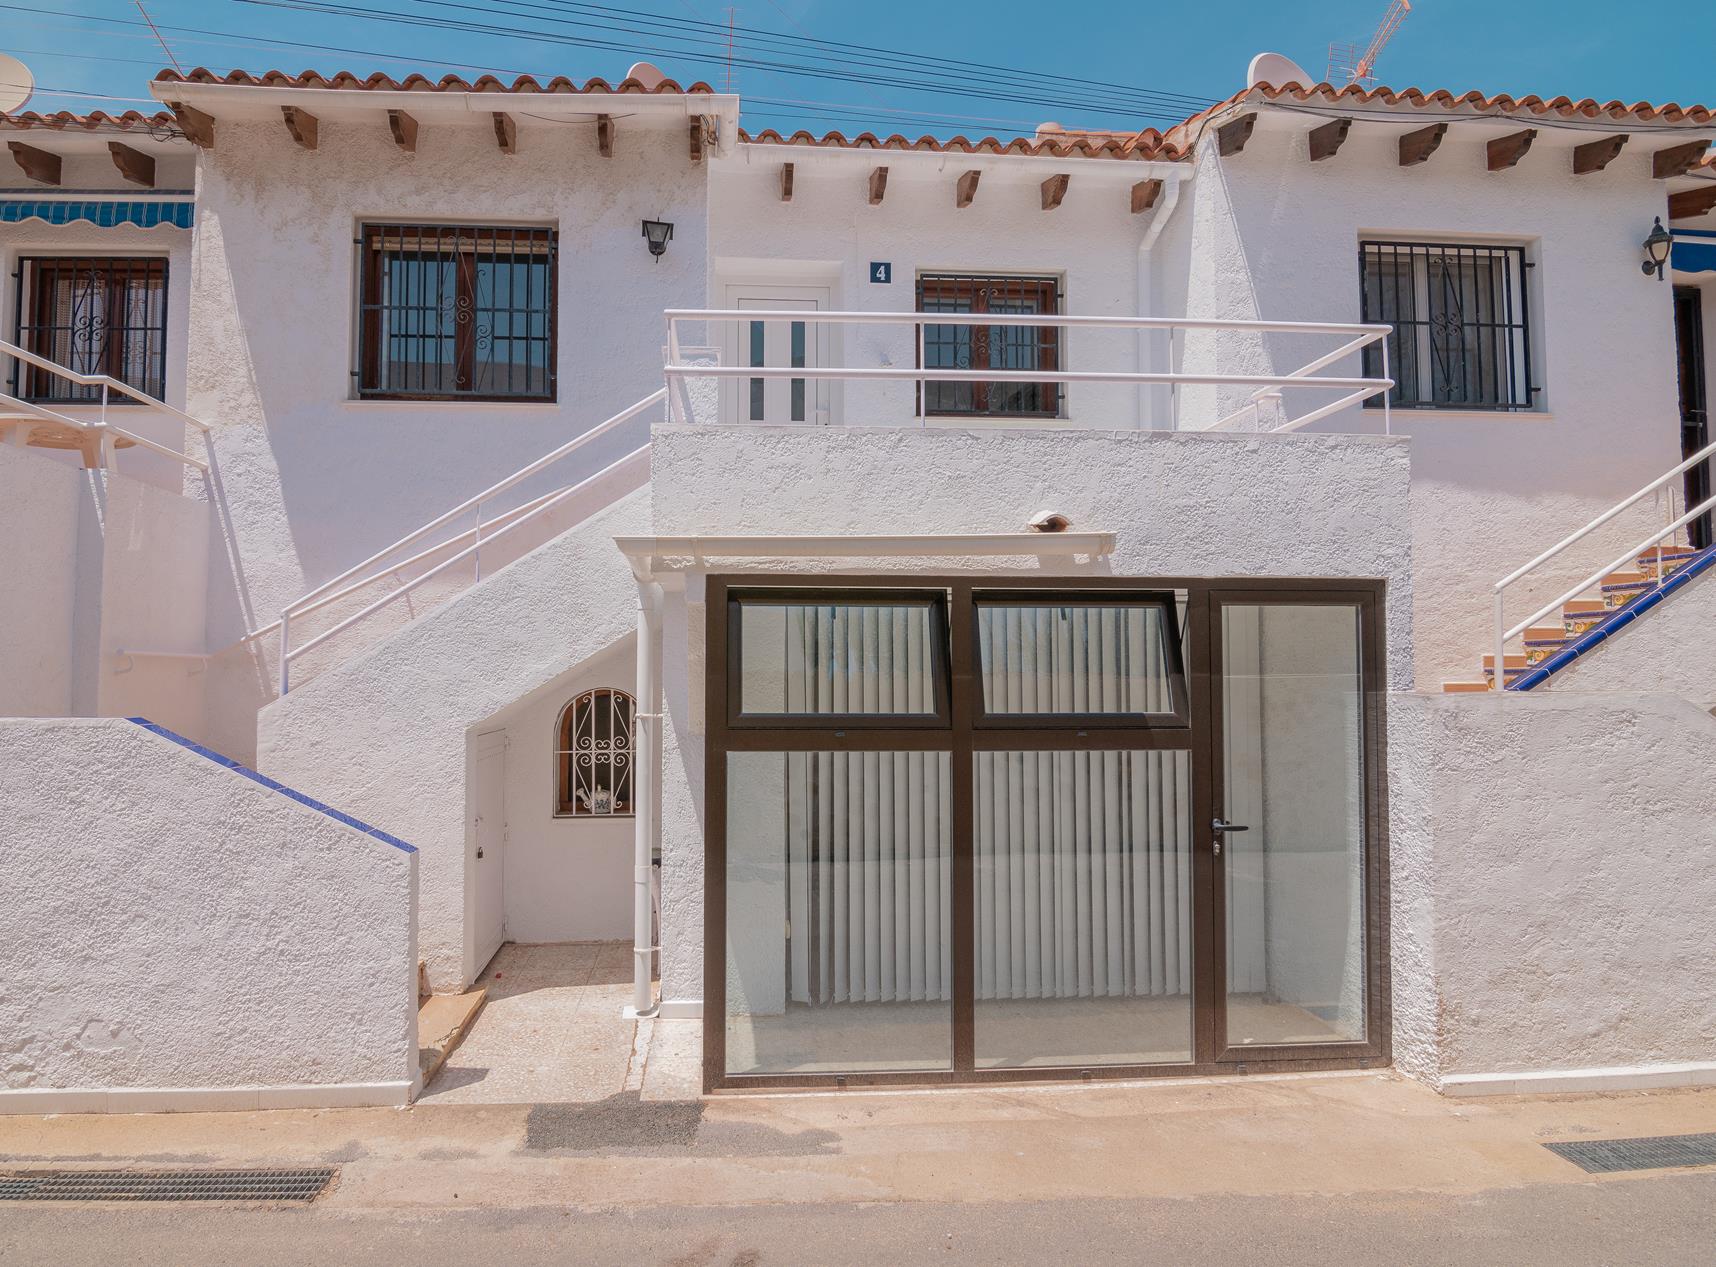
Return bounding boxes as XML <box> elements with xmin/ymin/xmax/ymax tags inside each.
<box><xmin>0</xmin><ymin>1167</ymin><xmax>336</xmax><ymax>1203</ymax></box>
<box><xmin>1545</xmin><ymin>1133</ymin><xmax>1716</xmax><ymax>1174</ymax></box>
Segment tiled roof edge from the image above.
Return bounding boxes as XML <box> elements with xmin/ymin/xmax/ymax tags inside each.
<box><xmin>153</xmin><ymin>67</ymin><xmax>720</xmax><ymax>95</ymax></box>
<box><xmin>737</xmin><ymin>127</ymin><xmax>1186</xmax><ymax>162</ymax></box>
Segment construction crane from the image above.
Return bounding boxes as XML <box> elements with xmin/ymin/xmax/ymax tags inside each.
<box><xmin>1326</xmin><ymin>0</ymin><xmax>1412</xmax><ymax>87</ymax></box>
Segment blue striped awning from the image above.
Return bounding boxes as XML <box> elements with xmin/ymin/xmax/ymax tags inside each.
<box><xmin>1672</xmin><ymin>228</ymin><xmax>1716</xmax><ymax>275</ymax></box>
<box><xmin>0</xmin><ymin>199</ymin><xmax>192</xmax><ymax>229</ymax></box>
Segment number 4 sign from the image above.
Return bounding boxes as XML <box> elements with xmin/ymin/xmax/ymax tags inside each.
<box><xmin>869</xmin><ymin>262</ymin><xmax>892</xmax><ymax>284</ymax></box>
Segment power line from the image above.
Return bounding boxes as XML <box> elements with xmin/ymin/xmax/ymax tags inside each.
<box><xmin>227</xmin><ymin>0</ymin><xmax>1209</xmax><ymax>123</ymax></box>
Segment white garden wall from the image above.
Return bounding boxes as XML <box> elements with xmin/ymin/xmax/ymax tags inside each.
<box><xmin>647</xmin><ymin>422</ymin><xmax>1414</xmax><ymax>1011</ymax></box>
<box><xmin>1544</xmin><ymin>568</ymin><xmax>1716</xmax><ymax>709</ymax></box>
<box><xmin>1389</xmin><ymin>692</ymin><xmax>1716</xmax><ymax>1094</ymax></box>
<box><xmin>0</xmin><ymin>445</ymin><xmax>81</xmax><ymax>715</ymax></box>
<box><xmin>0</xmin><ymin>717</ymin><xmax>417</xmax><ymax>1112</ymax></box>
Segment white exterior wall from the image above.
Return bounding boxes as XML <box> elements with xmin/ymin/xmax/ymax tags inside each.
<box><xmin>647</xmin><ymin>422</ymin><xmax>1414</xmax><ymax>1009</ymax></box>
<box><xmin>0</xmin><ymin>445</ymin><xmax>81</xmax><ymax>714</ymax></box>
<box><xmin>707</xmin><ymin>148</ymin><xmax>1177</xmax><ymax>428</ymax></box>
<box><xmin>188</xmin><ymin>115</ymin><xmax>706</xmax><ymax>750</ymax></box>
<box><xmin>0</xmin><ymin>717</ymin><xmax>417</xmax><ymax>1112</ymax></box>
<box><xmin>1389</xmin><ymin>692</ymin><xmax>1716</xmax><ymax>1093</ymax></box>
<box><xmin>259</xmin><ymin>489</ymin><xmax>650</xmax><ymax>990</ymax></box>
<box><xmin>479</xmin><ymin>638</ymin><xmax>639</xmax><ymax>945</ymax></box>
<box><xmin>1167</xmin><ymin>117</ymin><xmax>1686</xmax><ymax>689</ymax></box>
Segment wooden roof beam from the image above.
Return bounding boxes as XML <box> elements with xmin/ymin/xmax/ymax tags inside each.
<box><xmin>1670</xmin><ymin>186</ymin><xmax>1716</xmax><ymax>221</ymax></box>
<box><xmin>493</xmin><ymin>111</ymin><xmax>517</xmax><ymax>154</ymax></box>
<box><xmin>1399</xmin><ymin>123</ymin><xmax>1448</xmax><ymax>167</ymax></box>
<box><xmin>282</xmin><ymin>105</ymin><xmax>318</xmax><ymax>151</ymax></box>
<box><xmin>1486</xmin><ymin>128</ymin><xmax>1536</xmax><ymax>172</ymax></box>
<box><xmin>1572</xmin><ymin>134</ymin><xmax>1627</xmax><ymax>174</ymax></box>
<box><xmin>107</xmin><ymin>141</ymin><xmax>155</xmax><ymax>188</ymax></box>
<box><xmin>868</xmin><ymin>166</ymin><xmax>888</xmax><ymax>205</ymax></box>
<box><xmin>1218</xmin><ymin>113</ymin><xmax>1256</xmax><ymax>157</ymax></box>
<box><xmin>1308</xmin><ymin>118</ymin><xmax>1350</xmax><ymax>162</ymax></box>
<box><xmin>688</xmin><ymin>117</ymin><xmax>704</xmax><ymax>163</ymax></box>
<box><xmin>780</xmin><ymin>162</ymin><xmax>794</xmax><ymax>202</ymax></box>
<box><xmin>168</xmin><ymin>101</ymin><xmax>214</xmax><ymax>148</ymax></box>
<box><xmin>388</xmin><ymin>109</ymin><xmax>417</xmax><ymax>153</ymax></box>
<box><xmin>1130</xmin><ymin>178</ymin><xmax>1162</xmax><ymax>213</ymax></box>
<box><xmin>1653</xmin><ymin>139</ymin><xmax>1711</xmax><ymax>179</ymax></box>
<box><xmin>7</xmin><ymin>141</ymin><xmax>59</xmax><ymax>186</ymax></box>
<box><xmin>955</xmin><ymin>169</ymin><xmax>980</xmax><ymax>208</ymax></box>
<box><xmin>1040</xmin><ymin>172</ymin><xmax>1069</xmax><ymax>211</ymax></box>
<box><xmin>596</xmin><ymin>114</ymin><xmax>613</xmax><ymax>157</ymax></box>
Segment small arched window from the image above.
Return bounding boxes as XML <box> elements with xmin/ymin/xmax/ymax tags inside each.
<box><xmin>556</xmin><ymin>688</ymin><xmax>635</xmax><ymax>817</ymax></box>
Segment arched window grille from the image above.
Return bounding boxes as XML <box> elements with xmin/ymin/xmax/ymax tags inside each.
<box><xmin>556</xmin><ymin>688</ymin><xmax>635</xmax><ymax>817</ymax></box>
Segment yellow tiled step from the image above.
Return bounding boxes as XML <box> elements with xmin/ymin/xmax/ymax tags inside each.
<box><xmin>1481</xmin><ymin>653</ymin><xmax>1530</xmax><ymax>671</ymax></box>
<box><xmin>1442</xmin><ymin>681</ymin><xmax>1493</xmax><ymax>693</ymax></box>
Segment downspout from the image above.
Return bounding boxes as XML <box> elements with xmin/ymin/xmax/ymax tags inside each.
<box><xmin>630</xmin><ymin>570</ymin><xmax>664</xmax><ymax>1018</ymax></box>
<box><xmin>1135</xmin><ymin>171</ymin><xmax>1185</xmax><ymax>430</ymax></box>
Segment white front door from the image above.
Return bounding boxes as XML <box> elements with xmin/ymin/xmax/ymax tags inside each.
<box><xmin>722</xmin><ymin>286</ymin><xmax>831</xmax><ymax>425</ymax></box>
<box><xmin>473</xmin><ymin>732</ymin><xmax>507</xmax><ymax>971</ymax></box>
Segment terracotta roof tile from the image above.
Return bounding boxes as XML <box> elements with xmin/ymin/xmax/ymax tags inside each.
<box><xmin>737</xmin><ymin>126</ymin><xmax>1185</xmax><ymax>162</ymax></box>
<box><xmin>1166</xmin><ymin>80</ymin><xmax>1716</xmax><ymax>148</ymax></box>
<box><xmin>0</xmin><ymin>109</ymin><xmax>178</xmax><ymax>132</ymax></box>
<box><xmin>153</xmin><ymin>67</ymin><xmax>719</xmax><ymax>95</ymax></box>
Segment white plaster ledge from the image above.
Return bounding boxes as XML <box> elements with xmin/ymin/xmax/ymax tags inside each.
<box><xmin>655</xmin><ymin>999</ymin><xmax>704</xmax><ymax>1020</ymax></box>
<box><xmin>0</xmin><ymin>1081</ymin><xmax>415</xmax><ymax>1116</ymax></box>
<box><xmin>1440</xmin><ymin>1061</ymin><xmax>1716</xmax><ymax>1098</ymax></box>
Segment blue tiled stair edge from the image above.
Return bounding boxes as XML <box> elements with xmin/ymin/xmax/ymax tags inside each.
<box><xmin>1510</xmin><ymin>546</ymin><xmax>1716</xmax><ymax>692</ymax></box>
<box><xmin>126</xmin><ymin>717</ymin><xmax>417</xmax><ymax>854</ymax></box>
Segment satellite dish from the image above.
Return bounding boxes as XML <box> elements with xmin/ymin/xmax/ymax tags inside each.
<box><xmin>1247</xmin><ymin>52</ymin><xmax>1311</xmax><ymax>90</ymax></box>
<box><xmin>625</xmin><ymin>61</ymin><xmax>667</xmax><ymax>91</ymax></box>
<box><xmin>0</xmin><ymin>53</ymin><xmax>35</xmax><ymax>114</ymax></box>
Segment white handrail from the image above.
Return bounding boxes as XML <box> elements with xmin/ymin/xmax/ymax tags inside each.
<box><xmin>0</xmin><ymin>338</ymin><xmax>213</xmax><ymax>473</ymax></box>
<box><xmin>1492</xmin><ymin>437</ymin><xmax>1716</xmax><ymax>688</ymax></box>
<box><xmin>276</xmin><ymin>388</ymin><xmax>665</xmax><ymax>694</ymax></box>
<box><xmin>663</xmin><ymin>309</ymin><xmax>1392</xmax><ymax>433</ymax></box>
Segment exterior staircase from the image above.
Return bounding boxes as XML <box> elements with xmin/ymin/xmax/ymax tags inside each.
<box><xmin>1444</xmin><ymin>541</ymin><xmax>1716</xmax><ymax>692</ymax></box>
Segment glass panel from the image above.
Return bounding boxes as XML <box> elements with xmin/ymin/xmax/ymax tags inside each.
<box><xmin>737</xmin><ymin>600</ymin><xmax>942</xmax><ymax>717</ymax></box>
<box><xmin>749</xmin><ymin>319</ymin><xmax>765</xmax><ymax>421</ymax></box>
<box><xmin>790</xmin><ymin>320</ymin><xmax>806</xmax><ymax>422</ymax></box>
<box><xmin>725</xmin><ymin>750</ymin><xmax>953</xmax><ymax>1074</ymax></box>
<box><xmin>976</xmin><ymin>601</ymin><xmax>1179</xmax><ymax>718</ymax></box>
<box><xmin>974</xmin><ymin>749</ymin><xmax>1193</xmax><ymax>1068</ymax></box>
<box><xmin>1221</xmin><ymin>603</ymin><xmax>1367</xmax><ymax>1046</ymax></box>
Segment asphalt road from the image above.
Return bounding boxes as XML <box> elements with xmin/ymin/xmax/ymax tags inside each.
<box><xmin>4</xmin><ymin>1171</ymin><xmax>1715</xmax><ymax>1266</ymax></box>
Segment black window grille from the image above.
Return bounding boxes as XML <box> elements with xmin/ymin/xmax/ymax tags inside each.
<box><xmin>11</xmin><ymin>257</ymin><xmax>168</xmax><ymax>402</ymax></box>
<box><xmin>356</xmin><ymin>223</ymin><xmax>556</xmax><ymax>401</ymax></box>
<box><xmin>1359</xmin><ymin>240</ymin><xmax>1536</xmax><ymax>411</ymax></box>
<box><xmin>916</xmin><ymin>272</ymin><xmax>1061</xmax><ymax>417</ymax></box>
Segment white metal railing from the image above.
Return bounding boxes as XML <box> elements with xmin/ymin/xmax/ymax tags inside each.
<box><xmin>662</xmin><ymin>309</ymin><xmax>1395</xmax><ymax>434</ymax></box>
<box><xmin>0</xmin><ymin>338</ymin><xmax>211</xmax><ymax>473</ymax></box>
<box><xmin>274</xmin><ymin>388</ymin><xmax>665</xmax><ymax>695</ymax></box>
<box><xmin>1493</xmin><ymin>437</ymin><xmax>1716</xmax><ymax>688</ymax></box>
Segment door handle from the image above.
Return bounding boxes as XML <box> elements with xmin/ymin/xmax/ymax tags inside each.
<box><xmin>1211</xmin><ymin>818</ymin><xmax>1250</xmax><ymax>856</ymax></box>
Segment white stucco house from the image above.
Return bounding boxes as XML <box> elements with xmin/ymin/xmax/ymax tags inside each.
<box><xmin>4</xmin><ymin>51</ymin><xmax>1716</xmax><ymax>1110</ymax></box>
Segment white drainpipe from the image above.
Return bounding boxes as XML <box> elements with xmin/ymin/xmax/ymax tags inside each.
<box><xmin>630</xmin><ymin>575</ymin><xmax>664</xmax><ymax>1018</ymax></box>
<box><xmin>1135</xmin><ymin>172</ymin><xmax>1185</xmax><ymax>429</ymax></box>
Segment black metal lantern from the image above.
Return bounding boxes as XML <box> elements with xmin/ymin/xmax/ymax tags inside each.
<box><xmin>1642</xmin><ymin>216</ymin><xmax>1672</xmax><ymax>280</ymax></box>
<box><xmin>641</xmin><ymin>219</ymin><xmax>674</xmax><ymax>261</ymax></box>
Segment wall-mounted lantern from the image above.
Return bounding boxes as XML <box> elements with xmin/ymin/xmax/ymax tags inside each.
<box><xmin>641</xmin><ymin>219</ymin><xmax>674</xmax><ymax>261</ymax></box>
<box><xmin>1642</xmin><ymin>216</ymin><xmax>1672</xmax><ymax>280</ymax></box>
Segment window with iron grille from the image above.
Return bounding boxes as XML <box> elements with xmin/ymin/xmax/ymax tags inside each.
<box><xmin>556</xmin><ymin>688</ymin><xmax>635</xmax><ymax>817</ymax></box>
<box><xmin>1359</xmin><ymin>240</ymin><xmax>1536</xmax><ymax>411</ymax></box>
<box><xmin>11</xmin><ymin>257</ymin><xmax>168</xmax><ymax>402</ymax></box>
<box><xmin>916</xmin><ymin>273</ymin><xmax>1061</xmax><ymax>417</ymax></box>
<box><xmin>356</xmin><ymin>223</ymin><xmax>556</xmax><ymax>401</ymax></box>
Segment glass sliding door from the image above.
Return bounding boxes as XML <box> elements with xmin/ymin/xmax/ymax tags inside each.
<box><xmin>1215</xmin><ymin>595</ymin><xmax>1378</xmax><ymax>1056</ymax></box>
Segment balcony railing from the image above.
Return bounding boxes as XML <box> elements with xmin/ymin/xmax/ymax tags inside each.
<box><xmin>662</xmin><ymin>309</ymin><xmax>1395</xmax><ymax>434</ymax></box>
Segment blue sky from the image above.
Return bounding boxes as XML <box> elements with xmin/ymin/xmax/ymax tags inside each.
<box><xmin>5</xmin><ymin>0</ymin><xmax>1713</xmax><ymax>140</ymax></box>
